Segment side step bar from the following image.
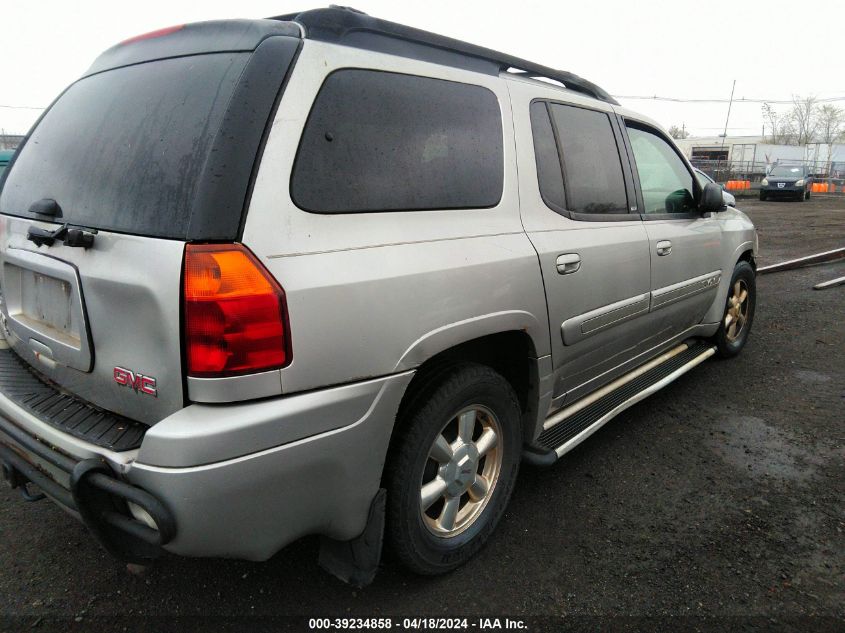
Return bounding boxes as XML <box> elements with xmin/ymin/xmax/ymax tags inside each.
<box><xmin>529</xmin><ymin>341</ymin><xmax>716</xmax><ymax>463</ymax></box>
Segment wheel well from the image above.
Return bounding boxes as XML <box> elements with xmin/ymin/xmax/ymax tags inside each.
<box><xmin>738</xmin><ymin>249</ymin><xmax>756</xmax><ymax>271</ymax></box>
<box><xmin>394</xmin><ymin>331</ymin><xmax>539</xmax><ymax>444</ymax></box>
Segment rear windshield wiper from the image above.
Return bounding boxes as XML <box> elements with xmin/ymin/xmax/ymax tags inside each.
<box><xmin>27</xmin><ymin>223</ymin><xmax>97</xmax><ymax>249</ymax></box>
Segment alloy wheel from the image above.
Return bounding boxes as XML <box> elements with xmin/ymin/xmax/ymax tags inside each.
<box><xmin>419</xmin><ymin>405</ymin><xmax>503</xmax><ymax>537</ymax></box>
<box><xmin>724</xmin><ymin>279</ymin><xmax>750</xmax><ymax>342</ymax></box>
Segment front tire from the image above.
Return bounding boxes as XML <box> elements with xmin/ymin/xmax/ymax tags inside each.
<box><xmin>759</xmin><ymin>192</ymin><xmax>767</xmax><ymax>201</ymax></box>
<box><xmin>385</xmin><ymin>364</ymin><xmax>522</xmax><ymax>575</ymax></box>
<box><xmin>713</xmin><ymin>261</ymin><xmax>756</xmax><ymax>358</ymax></box>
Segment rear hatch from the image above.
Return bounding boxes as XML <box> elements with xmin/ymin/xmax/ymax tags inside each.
<box><xmin>0</xmin><ymin>20</ymin><xmax>300</xmax><ymax>425</ymax></box>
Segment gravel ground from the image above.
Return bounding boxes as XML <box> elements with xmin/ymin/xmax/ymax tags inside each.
<box><xmin>1</xmin><ymin>197</ymin><xmax>843</xmax><ymax>632</ymax></box>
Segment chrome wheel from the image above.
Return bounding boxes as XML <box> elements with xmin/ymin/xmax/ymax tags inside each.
<box><xmin>420</xmin><ymin>406</ymin><xmax>502</xmax><ymax>537</ymax></box>
<box><xmin>724</xmin><ymin>279</ymin><xmax>749</xmax><ymax>342</ymax></box>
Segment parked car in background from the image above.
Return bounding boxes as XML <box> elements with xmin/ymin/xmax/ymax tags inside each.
<box><xmin>0</xmin><ymin>150</ymin><xmax>14</xmax><ymax>178</ymax></box>
<box><xmin>694</xmin><ymin>168</ymin><xmax>736</xmax><ymax>207</ymax></box>
<box><xmin>759</xmin><ymin>165</ymin><xmax>813</xmax><ymax>201</ymax></box>
<box><xmin>0</xmin><ymin>7</ymin><xmax>758</xmax><ymax>584</ymax></box>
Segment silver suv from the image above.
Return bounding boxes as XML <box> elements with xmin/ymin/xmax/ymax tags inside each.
<box><xmin>0</xmin><ymin>8</ymin><xmax>757</xmax><ymax>584</ymax></box>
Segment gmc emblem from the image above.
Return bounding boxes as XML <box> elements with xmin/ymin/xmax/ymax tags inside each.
<box><xmin>114</xmin><ymin>366</ymin><xmax>158</xmax><ymax>397</ymax></box>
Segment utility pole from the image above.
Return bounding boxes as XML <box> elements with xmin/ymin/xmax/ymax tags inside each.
<box><xmin>719</xmin><ymin>80</ymin><xmax>736</xmax><ymax>150</ymax></box>
<box><xmin>719</xmin><ymin>80</ymin><xmax>736</xmax><ymax>175</ymax></box>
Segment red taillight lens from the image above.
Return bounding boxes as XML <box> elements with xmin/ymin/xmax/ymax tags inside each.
<box><xmin>183</xmin><ymin>244</ymin><xmax>291</xmax><ymax>378</ymax></box>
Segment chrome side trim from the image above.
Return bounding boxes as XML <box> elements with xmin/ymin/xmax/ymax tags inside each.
<box><xmin>561</xmin><ymin>293</ymin><xmax>650</xmax><ymax>345</ymax></box>
<box><xmin>651</xmin><ymin>270</ymin><xmax>721</xmax><ymax>311</ymax></box>
<box><xmin>552</xmin><ymin>346</ymin><xmax>716</xmax><ymax>457</ymax></box>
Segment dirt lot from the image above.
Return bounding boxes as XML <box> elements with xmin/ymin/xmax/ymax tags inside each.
<box><xmin>1</xmin><ymin>197</ymin><xmax>843</xmax><ymax>632</ymax></box>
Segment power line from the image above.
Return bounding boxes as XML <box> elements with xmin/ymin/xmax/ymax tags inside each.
<box><xmin>0</xmin><ymin>104</ymin><xmax>45</xmax><ymax>110</ymax></box>
<box><xmin>3</xmin><ymin>95</ymin><xmax>845</xmax><ymax>111</ymax></box>
<box><xmin>614</xmin><ymin>95</ymin><xmax>845</xmax><ymax>104</ymax></box>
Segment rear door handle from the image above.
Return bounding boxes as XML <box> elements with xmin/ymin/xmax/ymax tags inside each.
<box><xmin>556</xmin><ymin>253</ymin><xmax>581</xmax><ymax>274</ymax></box>
<box><xmin>656</xmin><ymin>240</ymin><xmax>672</xmax><ymax>256</ymax></box>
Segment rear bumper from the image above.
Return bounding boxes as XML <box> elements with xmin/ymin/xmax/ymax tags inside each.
<box><xmin>0</xmin><ymin>370</ymin><xmax>413</xmax><ymax>562</ymax></box>
<box><xmin>0</xmin><ymin>415</ymin><xmax>175</xmax><ymax>562</ymax></box>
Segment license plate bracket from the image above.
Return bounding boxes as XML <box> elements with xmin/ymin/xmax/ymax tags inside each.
<box><xmin>1</xmin><ymin>248</ymin><xmax>93</xmax><ymax>372</ymax></box>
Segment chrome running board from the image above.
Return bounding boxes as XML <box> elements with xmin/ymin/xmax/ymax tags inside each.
<box><xmin>536</xmin><ymin>342</ymin><xmax>716</xmax><ymax>459</ymax></box>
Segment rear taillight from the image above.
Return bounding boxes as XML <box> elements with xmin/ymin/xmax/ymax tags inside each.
<box><xmin>183</xmin><ymin>244</ymin><xmax>291</xmax><ymax>378</ymax></box>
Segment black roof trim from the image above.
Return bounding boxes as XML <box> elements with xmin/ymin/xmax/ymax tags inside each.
<box><xmin>270</xmin><ymin>6</ymin><xmax>618</xmax><ymax>106</ymax></box>
<box><xmin>85</xmin><ymin>19</ymin><xmax>301</xmax><ymax>77</ymax></box>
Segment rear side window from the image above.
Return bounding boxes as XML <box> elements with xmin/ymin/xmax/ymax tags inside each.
<box><xmin>0</xmin><ymin>53</ymin><xmax>249</xmax><ymax>238</ymax></box>
<box><xmin>291</xmin><ymin>69</ymin><xmax>504</xmax><ymax>213</ymax></box>
<box><xmin>549</xmin><ymin>104</ymin><xmax>628</xmax><ymax>214</ymax></box>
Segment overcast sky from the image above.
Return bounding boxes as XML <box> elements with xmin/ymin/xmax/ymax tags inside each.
<box><xmin>2</xmin><ymin>0</ymin><xmax>843</xmax><ymax>138</ymax></box>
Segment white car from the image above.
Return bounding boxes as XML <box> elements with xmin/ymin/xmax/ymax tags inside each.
<box><xmin>694</xmin><ymin>168</ymin><xmax>736</xmax><ymax>207</ymax></box>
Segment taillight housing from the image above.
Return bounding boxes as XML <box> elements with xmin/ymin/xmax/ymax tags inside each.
<box><xmin>183</xmin><ymin>244</ymin><xmax>291</xmax><ymax>378</ymax></box>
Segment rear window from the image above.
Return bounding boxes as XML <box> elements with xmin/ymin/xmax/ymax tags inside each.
<box><xmin>291</xmin><ymin>69</ymin><xmax>504</xmax><ymax>213</ymax></box>
<box><xmin>0</xmin><ymin>53</ymin><xmax>249</xmax><ymax>239</ymax></box>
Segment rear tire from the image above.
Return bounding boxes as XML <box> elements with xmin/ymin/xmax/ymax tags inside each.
<box><xmin>385</xmin><ymin>363</ymin><xmax>522</xmax><ymax>575</ymax></box>
<box><xmin>713</xmin><ymin>261</ymin><xmax>756</xmax><ymax>358</ymax></box>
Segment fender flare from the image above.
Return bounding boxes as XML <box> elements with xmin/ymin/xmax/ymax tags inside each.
<box><xmin>392</xmin><ymin>310</ymin><xmax>547</xmax><ymax>372</ymax></box>
<box><xmin>702</xmin><ymin>241</ymin><xmax>755</xmax><ymax>324</ymax></box>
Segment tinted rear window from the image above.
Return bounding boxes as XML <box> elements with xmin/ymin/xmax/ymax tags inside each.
<box><xmin>549</xmin><ymin>103</ymin><xmax>628</xmax><ymax>214</ymax></box>
<box><xmin>0</xmin><ymin>53</ymin><xmax>249</xmax><ymax>238</ymax></box>
<box><xmin>291</xmin><ymin>69</ymin><xmax>504</xmax><ymax>213</ymax></box>
<box><xmin>529</xmin><ymin>101</ymin><xmax>566</xmax><ymax>211</ymax></box>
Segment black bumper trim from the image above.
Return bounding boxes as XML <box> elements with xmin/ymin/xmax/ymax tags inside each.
<box><xmin>0</xmin><ymin>414</ymin><xmax>175</xmax><ymax>563</ymax></box>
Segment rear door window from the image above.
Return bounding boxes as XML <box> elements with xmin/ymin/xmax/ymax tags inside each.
<box><xmin>0</xmin><ymin>53</ymin><xmax>249</xmax><ymax>238</ymax></box>
<box><xmin>549</xmin><ymin>103</ymin><xmax>629</xmax><ymax>215</ymax></box>
<box><xmin>529</xmin><ymin>101</ymin><xmax>567</xmax><ymax>212</ymax></box>
<box><xmin>291</xmin><ymin>69</ymin><xmax>504</xmax><ymax>213</ymax></box>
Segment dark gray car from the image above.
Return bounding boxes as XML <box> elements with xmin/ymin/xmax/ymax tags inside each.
<box><xmin>759</xmin><ymin>165</ymin><xmax>813</xmax><ymax>201</ymax></box>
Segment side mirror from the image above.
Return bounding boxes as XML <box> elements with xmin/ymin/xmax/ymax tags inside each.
<box><xmin>700</xmin><ymin>182</ymin><xmax>726</xmax><ymax>213</ymax></box>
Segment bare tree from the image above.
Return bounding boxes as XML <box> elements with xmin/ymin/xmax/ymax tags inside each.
<box><xmin>668</xmin><ymin>125</ymin><xmax>689</xmax><ymax>139</ymax></box>
<box><xmin>788</xmin><ymin>95</ymin><xmax>819</xmax><ymax>145</ymax></box>
<box><xmin>816</xmin><ymin>104</ymin><xmax>845</xmax><ymax>145</ymax></box>
<box><xmin>762</xmin><ymin>103</ymin><xmax>794</xmax><ymax>144</ymax></box>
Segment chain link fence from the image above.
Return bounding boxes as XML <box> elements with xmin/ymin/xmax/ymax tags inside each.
<box><xmin>691</xmin><ymin>158</ymin><xmax>845</xmax><ymax>193</ymax></box>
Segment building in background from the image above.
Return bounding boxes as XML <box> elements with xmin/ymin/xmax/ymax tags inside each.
<box><xmin>675</xmin><ymin>135</ymin><xmax>845</xmax><ymax>181</ymax></box>
<box><xmin>0</xmin><ymin>133</ymin><xmax>25</xmax><ymax>151</ymax></box>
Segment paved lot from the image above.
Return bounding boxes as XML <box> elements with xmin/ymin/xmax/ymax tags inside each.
<box><xmin>1</xmin><ymin>197</ymin><xmax>843</xmax><ymax>631</ymax></box>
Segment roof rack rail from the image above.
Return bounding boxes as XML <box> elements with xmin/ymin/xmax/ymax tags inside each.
<box><xmin>269</xmin><ymin>6</ymin><xmax>618</xmax><ymax>106</ymax></box>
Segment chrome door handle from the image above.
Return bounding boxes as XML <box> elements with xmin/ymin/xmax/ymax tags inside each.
<box><xmin>656</xmin><ymin>240</ymin><xmax>672</xmax><ymax>256</ymax></box>
<box><xmin>556</xmin><ymin>253</ymin><xmax>581</xmax><ymax>274</ymax></box>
